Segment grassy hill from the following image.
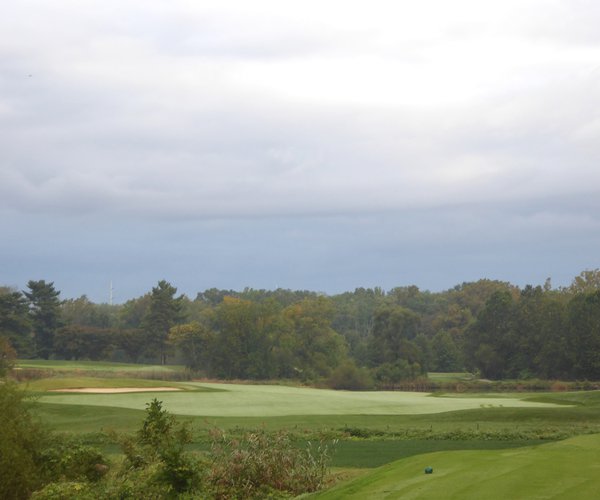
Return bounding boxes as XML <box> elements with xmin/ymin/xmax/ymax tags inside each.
<box><xmin>310</xmin><ymin>433</ymin><xmax>600</xmax><ymax>499</ymax></box>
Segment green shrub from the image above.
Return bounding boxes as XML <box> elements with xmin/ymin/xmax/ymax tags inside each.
<box><xmin>30</xmin><ymin>482</ymin><xmax>96</xmax><ymax>500</ymax></box>
<box><xmin>340</xmin><ymin>426</ymin><xmax>386</xmax><ymax>438</ymax></box>
<box><xmin>0</xmin><ymin>336</ymin><xmax>16</xmax><ymax>376</ymax></box>
<box><xmin>38</xmin><ymin>437</ymin><xmax>109</xmax><ymax>483</ymax></box>
<box><xmin>105</xmin><ymin>399</ymin><xmax>334</xmax><ymax>499</ymax></box>
<box><xmin>102</xmin><ymin>462</ymin><xmax>178</xmax><ymax>499</ymax></box>
<box><xmin>373</xmin><ymin>360</ymin><xmax>423</xmax><ymax>389</ymax></box>
<box><xmin>327</xmin><ymin>361</ymin><xmax>374</xmax><ymax>390</ymax></box>
<box><xmin>115</xmin><ymin>399</ymin><xmax>204</xmax><ymax>496</ymax></box>
<box><xmin>0</xmin><ymin>382</ymin><xmax>49</xmax><ymax>499</ymax></box>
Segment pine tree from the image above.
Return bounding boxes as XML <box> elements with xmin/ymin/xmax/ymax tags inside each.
<box><xmin>141</xmin><ymin>281</ymin><xmax>185</xmax><ymax>364</ymax></box>
<box><xmin>24</xmin><ymin>280</ymin><xmax>62</xmax><ymax>359</ymax></box>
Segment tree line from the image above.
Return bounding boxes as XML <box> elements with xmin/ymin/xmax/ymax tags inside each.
<box><xmin>2</xmin><ymin>270</ymin><xmax>600</xmax><ymax>382</ymax></box>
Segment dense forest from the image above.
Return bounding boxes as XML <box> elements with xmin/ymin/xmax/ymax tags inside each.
<box><xmin>2</xmin><ymin>270</ymin><xmax>600</xmax><ymax>384</ymax></box>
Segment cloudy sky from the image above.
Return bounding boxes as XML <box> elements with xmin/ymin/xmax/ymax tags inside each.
<box><xmin>2</xmin><ymin>0</ymin><xmax>600</xmax><ymax>302</ymax></box>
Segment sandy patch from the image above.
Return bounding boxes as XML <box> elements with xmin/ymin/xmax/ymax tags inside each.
<box><xmin>49</xmin><ymin>387</ymin><xmax>182</xmax><ymax>393</ymax></box>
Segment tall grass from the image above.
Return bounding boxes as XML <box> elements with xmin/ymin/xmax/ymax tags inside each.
<box><xmin>388</xmin><ymin>376</ymin><xmax>600</xmax><ymax>393</ymax></box>
<box><xmin>12</xmin><ymin>367</ymin><xmax>193</xmax><ymax>382</ymax></box>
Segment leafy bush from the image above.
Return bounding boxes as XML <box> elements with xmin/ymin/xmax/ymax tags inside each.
<box><xmin>373</xmin><ymin>360</ymin><xmax>423</xmax><ymax>388</ymax></box>
<box><xmin>0</xmin><ymin>336</ymin><xmax>16</xmax><ymax>376</ymax></box>
<box><xmin>38</xmin><ymin>437</ymin><xmax>109</xmax><ymax>483</ymax></box>
<box><xmin>0</xmin><ymin>380</ymin><xmax>111</xmax><ymax>499</ymax></box>
<box><xmin>0</xmin><ymin>381</ymin><xmax>49</xmax><ymax>499</ymax></box>
<box><xmin>101</xmin><ymin>462</ymin><xmax>181</xmax><ymax>499</ymax></box>
<box><xmin>340</xmin><ymin>426</ymin><xmax>386</xmax><ymax>438</ymax></box>
<box><xmin>31</xmin><ymin>482</ymin><xmax>95</xmax><ymax>500</ymax></box>
<box><xmin>327</xmin><ymin>361</ymin><xmax>374</xmax><ymax>390</ymax></box>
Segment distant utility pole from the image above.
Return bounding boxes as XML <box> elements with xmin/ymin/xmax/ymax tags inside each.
<box><xmin>109</xmin><ymin>281</ymin><xmax>114</xmax><ymax>306</ymax></box>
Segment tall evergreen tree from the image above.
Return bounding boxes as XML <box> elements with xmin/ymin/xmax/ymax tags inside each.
<box><xmin>141</xmin><ymin>281</ymin><xmax>185</xmax><ymax>364</ymax></box>
<box><xmin>0</xmin><ymin>289</ymin><xmax>32</xmax><ymax>357</ymax></box>
<box><xmin>24</xmin><ymin>280</ymin><xmax>62</xmax><ymax>359</ymax></box>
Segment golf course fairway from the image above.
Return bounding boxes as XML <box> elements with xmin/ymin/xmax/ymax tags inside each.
<box><xmin>311</xmin><ymin>434</ymin><xmax>600</xmax><ymax>499</ymax></box>
<box><xmin>37</xmin><ymin>382</ymin><xmax>562</xmax><ymax>417</ymax></box>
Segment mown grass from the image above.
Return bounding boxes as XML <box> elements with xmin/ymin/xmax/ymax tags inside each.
<box><xmin>309</xmin><ymin>433</ymin><xmax>600</xmax><ymax>499</ymax></box>
<box><xmin>34</xmin><ymin>382</ymin><xmax>563</xmax><ymax>418</ymax></box>
<box><xmin>327</xmin><ymin>439</ymin><xmax>550</xmax><ymax>468</ymax></box>
<box><xmin>30</xmin><ymin>389</ymin><xmax>600</xmax><ymax>455</ymax></box>
<box><xmin>30</xmin><ymin>402</ymin><xmax>148</xmax><ymax>435</ymax></box>
<box><xmin>28</xmin><ymin>400</ymin><xmax>600</xmax><ymax>471</ymax></box>
<box><xmin>18</xmin><ymin>360</ymin><xmax>600</xmax><ymax>475</ymax></box>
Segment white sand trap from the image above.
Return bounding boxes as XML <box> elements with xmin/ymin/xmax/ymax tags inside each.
<box><xmin>50</xmin><ymin>387</ymin><xmax>182</xmax><ymax>393</ymax></box>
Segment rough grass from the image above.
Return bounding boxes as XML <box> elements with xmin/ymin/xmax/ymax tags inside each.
<box><xmin>309</xmin><ymin>433</ymin><xmax>600</xmax><ymax>499</ymax></box>
<box><xmin>16</xmin><ymin>359</ymin><xmax>186</xmax><ymax>372</ymax></box>
<box><xmin>13</xmin><ymin>359</ymin><xmax>194</xmax><ymax>384</ymax></box>
<box><xmin>23</xmin><ymin>376</ymin><xmax>200</xmax><ymax>392</ymax></box>
<box><xmin>427</xmin><ymin>372</ymin><xmax>477</xmax><ymax>382</ymax></box>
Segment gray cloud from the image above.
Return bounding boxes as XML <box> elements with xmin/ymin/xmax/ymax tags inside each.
<box><xmin>1</xmin><ymin>1</ymin><xmax>599</xmax><ymax>299</ymax></box>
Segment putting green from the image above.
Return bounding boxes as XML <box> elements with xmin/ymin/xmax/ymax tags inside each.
<box><xmin>311</xmin><ymin>434</ymin><xmax>600</xmax><ymax>499</ymax></box>
<box><xmin>37</xmin><ymin>382</ymin><xmax>562</xmax><ymax>417</ymax></box>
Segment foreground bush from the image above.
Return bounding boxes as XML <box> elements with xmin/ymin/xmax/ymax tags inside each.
<box><xmin>99</xmin><ymin>398</ymin><xmax>333</xmax><ymax>499</ymax></box>
<box><xmin>208</xmin><ymin>429</ymin><xmax>333</xmax><ymax>499</ymax></box>
<box><xmin>31</xmin><ymin>482</ymin><xmax>96</xmax><ymax>500</ymax></box>
<box><xmin>38</xmin><ymin>437</ymin><xmax>109</xmax><ymax>484</ymax></box>
<box><xmin>0</xmin><ymin>381</ymin><xmax>109</xmax><ymax>499</ymax></box>
<box><xmin>1</xmin><ymin>391</ymin><xmax>333</xmax><ymax>499</ymax></box>
<box><xmin>0</xmin><ymin>382</ymin><xmax>48</xmax><ymax>499</ymax></box>
<box><xmin>108</xmin><ymin>399</ymin><xmax>333</xmax><ymax>499</ymax></box>
<box><xmin>111</xmin><ymin>399</ymin><xmax>204</xmax><ymax>497</ymax></box>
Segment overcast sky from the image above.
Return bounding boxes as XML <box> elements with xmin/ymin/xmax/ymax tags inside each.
<box><xmin>2</xmin><ymin>0</ymin><xmax>600</xmax><ymax>302</ymax></box>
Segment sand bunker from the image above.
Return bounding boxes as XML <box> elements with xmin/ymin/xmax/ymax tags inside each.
<box><xmin>50</xmin><ymin>387</ymin><xmax>182</xmax><ymax>393</ymax></box>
